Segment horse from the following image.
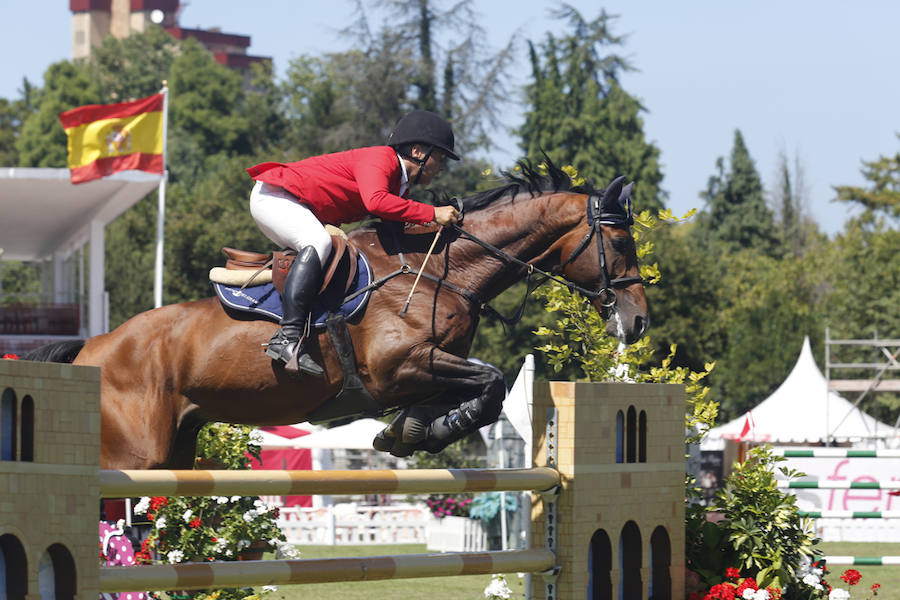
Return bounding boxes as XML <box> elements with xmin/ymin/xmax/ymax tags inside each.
<box><xmin>25</xmin><ymin>160</ymin><xmax>649</xmax><ymax>470</ymax></box>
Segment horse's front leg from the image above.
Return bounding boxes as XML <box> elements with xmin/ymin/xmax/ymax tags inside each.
<box><xmin>375</xmin><ymin>348</ymin><xmax>506</xmax><ymax>457</ymax></box>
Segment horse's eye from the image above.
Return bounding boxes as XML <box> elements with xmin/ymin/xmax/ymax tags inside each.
<box><xmin>610</xmin><ymin>237</ymin><xmax>631</xmax><ymax>252</ymax></box>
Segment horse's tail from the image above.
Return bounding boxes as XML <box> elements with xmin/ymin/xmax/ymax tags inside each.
<box><xmin>20</xmin><ymin>339</ymin><xmax>85</xmax><ymax>364</ymax></box>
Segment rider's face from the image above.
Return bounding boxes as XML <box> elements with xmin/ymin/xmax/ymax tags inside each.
<box><xmin>412</xmin><ymin>146</ymin><xmax>447</xmax><ymax>185</ymax></box>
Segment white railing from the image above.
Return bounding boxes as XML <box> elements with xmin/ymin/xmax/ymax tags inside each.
<box><xmin>276</xmin><ymin>503</ymin><xmax>431</xmax><ymax>545</ymax></box>
<box><xmin>424</xmin><ymin>515</ymin><xmax>488</xmax><ymax>552</ymax></box>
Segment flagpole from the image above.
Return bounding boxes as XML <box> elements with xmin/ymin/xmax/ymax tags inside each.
<box><xmin>153</xmin><ymin>82</ymin><xmax>169</xmax><ymax>308</ymax></box>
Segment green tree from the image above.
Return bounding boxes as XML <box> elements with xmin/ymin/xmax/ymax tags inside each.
<box><xmin>643</xmin><ymin>222</ymin><xmax>726</xmax><ymax>375</ymax></box>
<box><xmin>89</xmin><ymin>25</ymin><xmax>177</xmax><ymax>102</ymax></box>
<box><xmin>711</xmin><ymin>248</ymin><xmax>827</xmax><ymax>419</ymax></box>
<box><xmin>834</xmin><ymin>137</ymin><xmax>900</xmax><ymax>224</ymax></box>
<box><xmin>0</xmin><ymin>79</ymin><xmax>36</xmax><ymax>166</ymax></box>
<box><xmin>699</xmin><ymin>130</ymin><xmax>776</xmax><ymax>254</ymax></box>
<box><xmin>15</xmin><ymin>61</ymin><xmax>99</xmax><ymax>167</ymax></box>
<box><xmin>519</xmin><ymin>6</ymin><xmax>665</xmax><ymax>213</ymax></box>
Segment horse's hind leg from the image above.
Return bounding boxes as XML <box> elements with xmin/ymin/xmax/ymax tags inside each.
<box><xmin>165</xmin><ymin>408</ymin><xmax>208</xmax><ymax>469</ymax></box>
<box><xmin>377</xmin><ymin>350</ymin><xmax>506</xmax><ymax>456</ymax></box>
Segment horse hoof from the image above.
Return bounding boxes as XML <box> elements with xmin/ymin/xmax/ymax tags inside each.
<box><xmin>372</xmin><ymin>431</ymin><xmax>394</xmax><ymax>452</ymax></box>
<box><xmin>389</xmin><ymin>441</ymin><xmax>415</xmax><ymax>458</ymax></box>
<box><xmin>401</xmin><ymin>408</ymin><xmax>430</xmax><ymax>444</ymax></box>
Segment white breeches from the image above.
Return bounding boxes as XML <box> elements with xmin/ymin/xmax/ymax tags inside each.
<box><xmin>249</xmin><ymin>181</ymin><xmax>333</xmax><ymax>264</ymax></box>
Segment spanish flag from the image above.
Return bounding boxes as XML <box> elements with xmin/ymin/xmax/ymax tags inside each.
<box><xmin>59</xmin><ymin>93</ymin><xmax>164</xmax><ymax>184</ymax></box>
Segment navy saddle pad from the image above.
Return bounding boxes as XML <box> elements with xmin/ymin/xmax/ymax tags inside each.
<box><xmin>213</xmin><ymin>250</ymin><xmax>373</xmax><ymax>328</ymax></box>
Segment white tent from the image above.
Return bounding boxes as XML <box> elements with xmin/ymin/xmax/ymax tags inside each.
<box><xmin>705</xmin><ymin>337</ymin><xmax>899</xmax><ymax>447</ymax></box>
<box><xmin>287</xmin><ymin>418</ymin><xmax>387</xmax><ymax>450</ymax></box>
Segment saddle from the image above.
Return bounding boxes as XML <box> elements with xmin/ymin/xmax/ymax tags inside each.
<box><xmin>213</xmin><ymin>229</ymin><xmax>359</xmax><ymax>298</ymax></box>
<box><xmin>212</xmin><ymin>228</ymin><xmax>378</xmax><ymax>423</ymax></box>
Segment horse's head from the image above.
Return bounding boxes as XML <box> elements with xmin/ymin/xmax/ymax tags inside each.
<box><xmin>556</xmin><ymin>176</ymin><xmax>650</xmax><ymax>345</ymax></box>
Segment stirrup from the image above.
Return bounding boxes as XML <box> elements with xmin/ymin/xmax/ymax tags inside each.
<box><xmin>285</xmin><ymin>349</ymin><xmax>324</xmax><ymax>377</ymax></box>
<box><xmin>264</xmin><ymin>329</ymin><xmax>296</xmax><ymax>363</ymax></box>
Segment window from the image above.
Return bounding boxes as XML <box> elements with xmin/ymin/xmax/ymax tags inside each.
<box><xmin>649</xmin><ymin>526</ymin><xmax>672</xmax><ymax>600</ymax></box>
<box><xmin>625</xmin><ymin>406</ymin><xmax>636</xmax><ymax>463</ymax></box>
<box><xmin>588</xmin><ymin>529</ymin><xmax>612</xmax><ymax>600</ymax></box>
<box><xmin>0</xmin><ymin>533</ymin><xmax>28</xmax><ymax>599</ymax></box>
<box><xmin>638</xmin><ymin>410</ymin><xmax>647</xmax><ymax>463</ymax></box>
<box><xmin>618</xmin><ymin>521</ymin><xmax>642</xmax><ymax>599</ymax></box>
<box><xmin>39</xmin><ymin>544</ymin><xmax>77</xmax><ymax>600</ymax></box>
<box><xmin>615</xmin><ymin>410</ymin><xmax>624</xmax><ymax>463</ymax></box>
<box><xmin>20</xmin><ymin>396</ymin><xmax>34</xmax><ymax>462</ymax></box>
<box><xmin>1</xmin><ymin>388</ymin><xmax>16</xmax><ymax>461</ymax></box>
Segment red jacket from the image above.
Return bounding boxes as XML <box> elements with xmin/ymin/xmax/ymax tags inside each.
<box><xmin>246</xmin><ymin>146</ymin><xmax>435</xmax><ymax>226</ymax></box>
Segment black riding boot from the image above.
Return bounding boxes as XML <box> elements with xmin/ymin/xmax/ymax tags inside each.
<box><xmin>265</xmin><ymin>246</ymin><xmax>324</xmax><ymax>376</ymax></box>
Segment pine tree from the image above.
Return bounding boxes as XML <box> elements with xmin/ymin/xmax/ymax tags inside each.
<box><xmin>699</xmin><ymin>130</ymin><xmax>776</xmax><ymax>254</ymax></box>
<box><xmin>519</xmin><ymin>7</ymin><xmax>664</xmax><ymax>212</ymax></box>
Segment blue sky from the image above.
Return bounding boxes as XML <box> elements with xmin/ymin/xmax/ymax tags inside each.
<box><xmin>5</xmin><ymin>1</ymin><xmax>900</xmax><ymax>235</ymax></box>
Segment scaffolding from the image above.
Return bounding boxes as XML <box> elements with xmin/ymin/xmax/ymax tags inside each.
<box><xmin>825</xmin><ymin>328</ymin><xmax>900</xmax><ymax>445</ymax></box>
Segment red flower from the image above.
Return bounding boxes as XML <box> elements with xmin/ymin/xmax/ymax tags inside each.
<box><xmin>705</xmin><ymin>583</ymin><xmax>736</xmax><ymax>600</ymax></box>
<box><xmin>149</xmin><ymin>496</ymin><xmax>168</xmax><ymax>511</ymax></box>
<box><xmin>189</xmin><ymin>517</ymin><xmax>202</xmax><ymax>528</ymax></box>
<box><xmin>2</xmin><ymin>354</ymin><xmax>18</xmax><ymax>360</ymax></box>
<box><xmin>725</xmin><ymin>567</ymin><xmax>741</xmax><ymax>580</ymax></box>
<box><xmin>840</xmin><ymin>569</ymin><xmax>862</xmax><ymax>586</ymax></box>
<box><xmin>871</xmin><ymin>582</ymin><xmax>881</xmax><ymax>594</ymax></box>
<box><xmin>735</xmin><ymin>577</ymin><xmax>758</xmax><ymax>596</ymax></box>
<box><xmin>766</xmin><ymin>587</ymin><xmax>782</xmax><ymax>599</ymax></box>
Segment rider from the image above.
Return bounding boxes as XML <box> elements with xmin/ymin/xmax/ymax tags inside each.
<box><xmin>246</xmin><ymin>110</ymin><xmax>461</xmax><ymax>376</ymax></box>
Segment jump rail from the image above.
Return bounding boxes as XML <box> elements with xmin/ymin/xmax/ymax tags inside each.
<box><xmin>99</xmin><ymin>467</ymin><xmax>561</xmax><ymax>498</ymax></box>
<box><xmin>774</xmin><ymin>449</ymin><xmax>900</xmax><ymax>458</ymax></box>
<box><xmin>99</xmin><ymin>548</ymin><xmax>556</xmax><ymax>592</ymax></box>
<box><xmin>777</xmin><ymin>481</ymin><xmax>900</xmax><ymax>490</ymax></box>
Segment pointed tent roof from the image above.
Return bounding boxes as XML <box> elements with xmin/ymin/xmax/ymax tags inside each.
<box><xmin>706</xmin><ymin>337</ymin><xmax>898</xmax><ymax>445</ymax></box>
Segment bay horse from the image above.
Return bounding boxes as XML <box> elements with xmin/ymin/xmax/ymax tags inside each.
<box><xmin>26</xmin><ymin>161</ymin><xmax>649</xmax><ymax>469</ymax></box>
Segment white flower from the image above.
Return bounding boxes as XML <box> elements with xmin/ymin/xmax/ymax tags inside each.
<box><xmin>742</xmin><ymin>589</ymin><xmax>756</xmax><ymax>599</ymax></box>
<box><xmin>216</xmin><ymin>496</ymin><xmax>230</xmax><ymax>504</ymax></box>
<box><xmin>133</xmin><ymin>497</ymin><xmax>151</xmax><ymax>515</ymax></box>
<box><xmin>166</xmin><ymin>549</ymin><xmax>184</xmax><ymax>564</ymax></box>
<box><xmin>829</xmin><ymin>589</ymin><xmax>850</xmax><ymax>600</ymax></box>
<box><xmin>253</xmin><ymin>499</ymin><xmax>271</xmax><ymax>513</ymax></box>
<box><xmin>803</xmin><ymin>573</ymin><xmax>820</xmax><ymax>586</ymax></box>
<box><xmin>752</xmin><ymin>590</ymin><xmax>770</xmax><ymax>600</ymax></box>
<box><xmin>237</xmin><ymin>539</ymin><xmax>251</xmax><ymax>550</ymax></box>
<box><xmin>243</xmin><ymin>509</ymin><xmax>260</xmax><ymax>523</ymax></box>
<box><xmin>231</xmin><ymin>495</ymin><xmax>242</xmax><ymax>502</ymax></box>
<box><xmin>276</xmin><ymin>541</ymin><xmax>301</xmax><ymax>559</ymax></box>
<box><xmin>182</xmin><ymin>509</ymin><xmax>193</xmax><ymax>521</ymax></box>
<box><xmin>155</xmin><ymin>516</ymin><xmax>167</xmax><ymax>529</ymax></box>
<box><xmin>483</xmin><ymin>574</ymin><xmax>512</xmax><ymax>599</ymax></box>
<box><xmin>261</xmin><ymin>586</ymin><xmax>278</xmax><ymax>593</ymax></box>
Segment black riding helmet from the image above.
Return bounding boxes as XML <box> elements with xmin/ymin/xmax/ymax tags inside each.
<box><xmin>387</xmin><ymin>110</ymin><xmax>460</xmax><ymax>161</ymax></box>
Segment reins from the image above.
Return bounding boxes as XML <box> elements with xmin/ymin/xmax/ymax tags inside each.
<box><xmin>338</xmin><ymin>187</ymin><xmax>643</xmax><ymax>327</ymax></box>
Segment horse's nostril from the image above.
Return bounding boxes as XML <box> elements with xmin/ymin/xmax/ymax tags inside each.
<box><xmin>634</xmin><ymin>315</ymin><xmax>648</xmax><ymax>337</ymax></box>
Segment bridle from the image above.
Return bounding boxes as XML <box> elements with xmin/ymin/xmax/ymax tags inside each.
<box><xmin>550</xmin><ymin>188</ymin><xmax>643</xmax><ymax>308</ymax></box>
<box><xmin>447</xmin><ymin>182</ymin><xmax>643</xmax><ymax>323</ymax></box>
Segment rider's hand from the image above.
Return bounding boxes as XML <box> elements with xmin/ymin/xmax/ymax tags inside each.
<box><xmin>433</xmin><ymin>205</ymin><xmax>459</xmax><ymax>226</ymax></box>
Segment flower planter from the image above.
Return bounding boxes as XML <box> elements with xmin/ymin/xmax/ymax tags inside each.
<box><xmin>237</xmin><ymin>540</ymin><xmax>268</xmax><ymax>561</ymax></box>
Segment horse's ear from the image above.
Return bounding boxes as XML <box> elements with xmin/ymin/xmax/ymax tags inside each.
<box><xmin>601</xmin><ymin>175</ymin><xmax>627</xmax><ymax>213</ymax></box>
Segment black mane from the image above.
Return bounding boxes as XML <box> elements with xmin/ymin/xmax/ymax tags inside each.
<box><xmin>435</xmin><ymin>156</ymin><xmax>597</xmax><ymax>212</ymax></box>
